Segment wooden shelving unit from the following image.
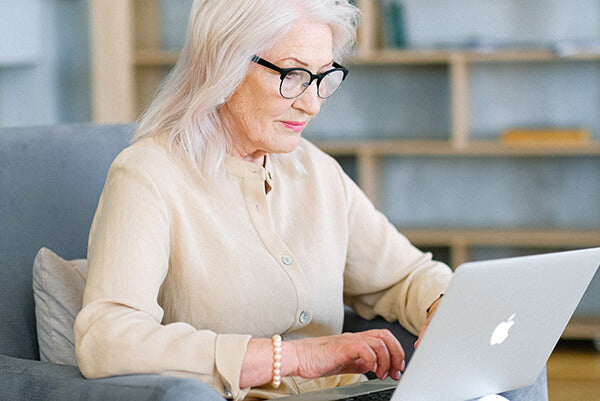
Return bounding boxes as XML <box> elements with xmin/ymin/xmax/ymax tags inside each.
<box><xmin>350</xmin><ymin>48</ymin><xmax>600</xmax><ymax>149</ymax></box>
<box><xmin>90</xmin><ymin>0</ymin><xmax>600</xmax><ymax>338</ymax></box>
<box><xmin>90</xmin><ymin>0</ymin><xmax>166</xmax><ymax>123</ymax></box>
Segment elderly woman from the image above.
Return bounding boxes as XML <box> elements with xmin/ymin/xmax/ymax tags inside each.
<box><xmin>74</xmin><ymin>1</ymin><xmax>545</xmax><ymax>400</ymax></box>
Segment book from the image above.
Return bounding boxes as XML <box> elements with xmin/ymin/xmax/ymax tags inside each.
<box><xmin>379</xmin><ymin>0</ymin><xmax>407</xmax><ymax>48</ymax></box>
<box><xmin>554</xmin><ymin>38</ymin><xmax>600</xmax><ymax>57</ymax></box>
<box><xmin>501</xmin><ymin>128</ymin><xmax>591</xmax><ymax>146</ymax></box>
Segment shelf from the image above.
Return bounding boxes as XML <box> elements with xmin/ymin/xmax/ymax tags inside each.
<box><xmin>125</xmin><ymin>46</ymin><xmax>600</xmax><ymax>149</ymax></box>
<box><xmin>119</xmin><ymin>47</ymin><xmax>600</xmax><ymax>68</ymax></box>
<box><xmin>563</xmin><ymin>317</ymin><xmax>600</xmax><ymax>339</ymax></box>
<box><xmin>134</xmin><ymin>49</ymin><xmax>180</xmax><ymax>66</ymax></box>
<box><xmin>400</xmin><ymin>228</ymin><xmax>600</xmax><ymax>270</ymax></box>
<box><xmin>400</xmin><ymin>228</ymin><xmax>600</xmax><ymax>249</ymax></box>
<box><xmin>314</xmin><ymin>138</ymin><xmax>600</xmax><ymax>211</ymax></box>
<box><xmin>350</xmin><ymin>49</ymin><xmax>451</xmax><ymax>65</ymax></box>
<box><xmin>350</xmin><ymin>48</ymin><xmax>600</xmax><ymax>65</ymax></box>
<box><xmin>315</xmin><ymin>139</ymin><xmax>600</xmax><ymax>157</ymax></box>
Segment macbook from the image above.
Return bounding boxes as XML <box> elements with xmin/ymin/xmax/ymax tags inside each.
<box><xmin>280</xmin><ymin>247</ymin><xmax>600</xmax><ymax>401</ymax></box>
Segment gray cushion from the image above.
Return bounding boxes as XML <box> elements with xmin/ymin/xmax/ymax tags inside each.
<box><xmin>33</xmin><ymin>248</ymin><xmax>88</xmax><ymax>366</ymax></box>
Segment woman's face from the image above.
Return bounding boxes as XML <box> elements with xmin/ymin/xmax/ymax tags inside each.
<box><xmin>221</xmin><ymin>19</ymin><xmax>334</xmax><ymax>163</ymax></box>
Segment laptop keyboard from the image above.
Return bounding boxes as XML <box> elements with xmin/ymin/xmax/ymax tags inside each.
<box><xmin>338</xmin><ymin>388</ymin><xmax>395</xmax><ymax>401</ymax></box>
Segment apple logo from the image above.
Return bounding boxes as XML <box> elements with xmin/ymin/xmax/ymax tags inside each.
<box><xmin>490</xmin><ymin>314</ymin><xmax>516</xmax><ymax>345</ymax></box>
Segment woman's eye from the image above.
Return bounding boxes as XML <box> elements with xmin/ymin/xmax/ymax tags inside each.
<box><xmin>285</xmin><ymin>71</ymin><xmax>304</xmax><ymax>81</ymax></box>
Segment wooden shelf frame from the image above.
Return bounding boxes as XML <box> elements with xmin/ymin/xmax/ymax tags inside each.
<box><xmin>354</xmin><ymin>0</ymin><xmax>600</xmax><ymax>143</ymax></box>
<box><xmin>129</xmin><ymin>47</ymin><xmax>600</xmax><ymax>68</ymax></box>
<box><xmin>315</xmin><ymin>139</ymin><xmax>600</xmax><ymax>157</ymax></box>
<box><xmin>113</xmin><ymin>45</ymin><xmax>600</xmax><ymax>148</ymax></box>
<box><xmin>90</xmin><ymin>0</ymin><xmax>135</xmax><ymax>123</ymax></box>
<box><xmin>562</xmin><ymin>317</ymin><xmax>600</xmax><ymax>339</ymax></box>
<box><xmin>91</xmin><ymin>0</ymin><xmax>166</xmax><ymax>123</ymax></box>
<box><xmin>351</xmin><ymin>48</ymin><xmax>600</xmax><ymax>148</ymax></box>
<box><xmin>400</xmin><ymin>228</ymin><xmax>600</xmax><ymax>268</ymax></box>
<box><xmin>350</xmin><ymin>48</ymin><xmax>600</xmax><ymax>65</ymax></box>
<box><xmin>134</xmin><ymin>49</ymin><xmax>180</xmax><ymax>66</ymax></box>
<box><xmin>314</xmin><ymin>139</ymin><xmax>600</xmax><ymax>208</ymax></box>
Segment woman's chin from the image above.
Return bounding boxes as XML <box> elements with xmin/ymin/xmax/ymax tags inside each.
<box><xmin>272</xmin><ymin>134</ymin><xmax>302</xmax><ymax>154</ymax></box>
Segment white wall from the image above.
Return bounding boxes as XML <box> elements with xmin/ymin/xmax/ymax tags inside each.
<box><xmin>0</xmin><ymin>0</ymin><xmax>90</xmax><ymax>127</ymax></box>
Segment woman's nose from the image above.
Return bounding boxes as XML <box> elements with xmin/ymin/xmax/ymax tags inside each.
<box><xmin>293</xmin><ymin>81</ymin><xmax>323</xmax><ymax>116</ymax></box>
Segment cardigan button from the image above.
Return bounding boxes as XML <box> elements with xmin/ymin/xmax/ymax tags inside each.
<box><xmin>281</xmin><ymin>256</ymin><xmax>293</xmax><ymax>266</ymax></box>
<box><xmin>299</xmin><ymin>311</ymin><xmax>310</xmax><ymax>324</ymax></box>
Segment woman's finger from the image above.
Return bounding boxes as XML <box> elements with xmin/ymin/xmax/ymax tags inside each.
<box><xmin>362</xmin><ymin>330</ymin><xmax>405</xmax><ymax>379</ymax></box>
<box><xmin>365</xmin><ymin>336</ymin><xmax>391</xmax><ymax>379</ymax></box>
<box><xmin>377</xmin><ymin>329</ymin><xmax>405</xmax><ymax>374</ymax></box>
<box><xmin>350</xmin><ymin>338</ymin><xmax>378</xmax><ymax>373</ymax></box>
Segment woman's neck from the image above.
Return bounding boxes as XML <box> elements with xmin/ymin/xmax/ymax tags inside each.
<box><xmin>229</xmin><ymin>144</ymin><xmax>267</xmax><ymax>165</ymax></box>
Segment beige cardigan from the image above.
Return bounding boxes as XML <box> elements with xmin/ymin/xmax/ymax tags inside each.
<box><xmin>74</xmin><ymin>134</ymin><xmax>452</xmax><ymax>400</ymax></box>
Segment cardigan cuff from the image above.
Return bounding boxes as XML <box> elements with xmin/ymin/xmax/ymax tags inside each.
<box><xmin>214</xmin><ymin>334</ymin><xmax>252</xmax><ymax>400</ymax></box>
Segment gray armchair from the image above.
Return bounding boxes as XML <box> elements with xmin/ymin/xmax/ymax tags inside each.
<box><xmin>0</xmin><ymin>124</ymin><xmax>224</xmax><ymax>401</ymax></box>
<box><xmin>0</xmin><ymin>124</ymin><xmax>547</xmax><ymax>400</ymax></box>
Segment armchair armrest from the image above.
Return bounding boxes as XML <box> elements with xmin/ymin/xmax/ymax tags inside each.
<box><xmin>0</xmin><ymin>354</ymin><xmax>225</xmax><ymax>401</ymax></box>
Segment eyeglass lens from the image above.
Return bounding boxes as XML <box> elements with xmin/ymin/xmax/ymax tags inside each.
<box><xmin>280</xmin><ymin>69</ymin><xmax>345</xmax><ymax>99</ymax></box>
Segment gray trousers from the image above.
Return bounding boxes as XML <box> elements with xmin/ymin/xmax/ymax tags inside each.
<box><xmin>343</xmin><ymin>311</ymin><xmax>549</xmax><ymax>401</ymax></box>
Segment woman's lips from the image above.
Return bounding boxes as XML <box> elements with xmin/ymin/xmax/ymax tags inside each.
<box><xmin>281</xmin><ymin>121</ymin><xmax>306</xmax><ymax>132</ymax></box>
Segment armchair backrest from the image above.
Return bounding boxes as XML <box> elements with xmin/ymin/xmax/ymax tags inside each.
<box><xmin>0</xmin><ymin>124</ymin><xmax>132</xmax><ymax>359</ymax></box>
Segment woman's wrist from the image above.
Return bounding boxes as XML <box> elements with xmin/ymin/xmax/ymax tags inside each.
<box><xmin>281</xmin><ymin>339</ymin><xmax>300</xmax><ymax>378</ymax></box>
<box><xmin>240</xmin><ymin>337</ymin><xmax>300</xmax><ymax>388</ymax></box>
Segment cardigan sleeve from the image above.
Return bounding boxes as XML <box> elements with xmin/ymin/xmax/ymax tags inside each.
<box><xmin>338</xmin><ymin>166</ymin><xmax>453</xmax><ymax>335</ymax></box>
<box><xmin>74</xmin><ymin>154</ymin><xmax>251</xmax><ymax>400</ymax></box>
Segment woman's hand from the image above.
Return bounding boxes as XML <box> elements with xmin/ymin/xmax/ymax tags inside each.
<box><xmin>240</xmin><ymin>330</ymin><xmax>405</xmax><ymax>389</ymax></box>
<box><xmin>291</xmin><ymin>329</ymin><xmax>406</xmax><ymax>381</ymax></box>
<box><xmin>414</xmin><ymin>295</ymin><xmax>443</xmax><ymax>349</ymax></box>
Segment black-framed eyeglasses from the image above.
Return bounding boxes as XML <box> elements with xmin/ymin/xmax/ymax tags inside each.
<box><xmin>251</xmin><ymin>55</ymin><xmax>348</xmax><ymax>99</ymax></box>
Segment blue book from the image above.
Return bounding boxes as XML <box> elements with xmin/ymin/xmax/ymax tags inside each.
<box><xmin>380</xmin><ymin>0</ymin><xmax>406</xmax><ymax>48</ymax></box>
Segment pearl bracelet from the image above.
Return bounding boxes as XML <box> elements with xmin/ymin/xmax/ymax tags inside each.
<box><xmin>271</xmin><ymin>335</ymin><xmax>282</xmax><ymax>388</ymax></box>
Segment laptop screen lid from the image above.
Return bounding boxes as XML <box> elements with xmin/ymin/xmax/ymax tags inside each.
<box><xmin>392</xmin><ymin>247</ymin><xmax>600</xmax><ymax>401</ymax></box>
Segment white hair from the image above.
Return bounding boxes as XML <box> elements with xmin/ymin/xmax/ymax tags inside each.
<box><xmin>134</xmin><ymin>0</ymin><xmax>360</xmax><ymax>180</ymax></box>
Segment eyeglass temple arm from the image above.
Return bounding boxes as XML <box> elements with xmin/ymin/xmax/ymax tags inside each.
<box><xmin>251</xmin><ymin>55</ymin><xmax>284</xmax><ymax>73</ymax></box>
<box><xmin>252</xmin><ymin>55</ymin><xmax>348</xmax><ymax>80</ymax></box>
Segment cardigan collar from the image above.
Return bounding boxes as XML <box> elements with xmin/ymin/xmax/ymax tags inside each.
<box><xmin>223</xmin><ymin>153</ymin><xmax>275</xmax><ymax>194</ymax></box>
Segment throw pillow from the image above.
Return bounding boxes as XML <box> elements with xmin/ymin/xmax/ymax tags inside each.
<box><xmin>32</xmin><ymin>247</ymin><xmax>88</xmax><ymax>366</ymax></box>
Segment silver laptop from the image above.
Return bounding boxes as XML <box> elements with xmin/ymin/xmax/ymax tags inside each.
<box><xmin>281</xmin><ymin>247</ymin><xmax>600</xmax><ymax>401</ymax></box>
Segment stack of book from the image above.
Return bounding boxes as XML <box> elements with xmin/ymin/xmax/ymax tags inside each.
<box><xmin>500</xmin><ymin>128</ymin><xmax>591</xmax><ymax>146</ymax></box>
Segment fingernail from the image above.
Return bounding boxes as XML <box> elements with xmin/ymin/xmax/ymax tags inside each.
<box><xmin>401</xmin><ymin>360</ymin><xmax>406</xmax><ymax>372</ymax></box>
<box><xmin>392</xmin><ymin>369</ymin><xmax>402</xmax><ymax>380</ymax></box>
<box><xmin>381</xmin><ymin>372</ymin><xmax>388</xmax><ymax>380</ymax></box>
<box><xmin>373</xmin><ymin>363</ymin><xmax>378</xmax><ymax>372</ymax></box>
